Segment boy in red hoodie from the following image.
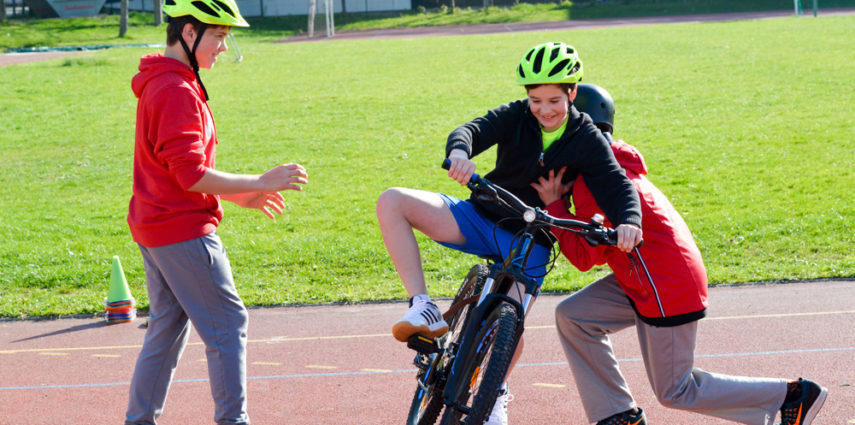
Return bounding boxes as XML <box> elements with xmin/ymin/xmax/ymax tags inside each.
<box><xmin>125</xmin><ymin>1</ymin><xmax>307</xmax><ymax>423</ymax></box>
<box><xmin>531</xmin><ymin>84</ymin><xmax>826</xmax><ymax>425</ymax></box>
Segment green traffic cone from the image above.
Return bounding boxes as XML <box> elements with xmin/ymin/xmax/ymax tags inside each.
<box><xmin>107</xmin><ymin>255</ymin><xmax>133</xmax><ymax>303</ymax></box>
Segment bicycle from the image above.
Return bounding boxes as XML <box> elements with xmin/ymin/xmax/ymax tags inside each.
<box><xmin>405</xmin><ymin>160</ymin><xmax>619</xmax><ymax>425</ymax></box>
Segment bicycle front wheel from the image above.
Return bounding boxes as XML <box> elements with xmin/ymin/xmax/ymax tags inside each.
<box><xmin>439</xmin><ymin>302</ymin><xmax>520</xmax><ymax>425</ymax></box>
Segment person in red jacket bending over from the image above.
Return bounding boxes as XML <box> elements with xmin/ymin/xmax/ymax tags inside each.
<box><xmin>531</xmin><ymin>84</ymin><xmax>827</xmax><ymax>425</ymax></box>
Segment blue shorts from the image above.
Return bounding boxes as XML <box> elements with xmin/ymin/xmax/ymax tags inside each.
<box><xmin>436</xmin><ymin>194</ymin><xmax>551</xmax><ymax>285</ymax></box>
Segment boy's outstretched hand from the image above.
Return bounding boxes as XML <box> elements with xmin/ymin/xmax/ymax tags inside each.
<box><xmin>259</xmin><ymin>163</ymin><xmax>308</xmax><ymax>193</ymax></box>
<box><xmin>238</xmin><ymin>163</ymin><xmax>308</xmax><ymax>219</ymax></box>
<box><xmin>230</xmin><ymin>191</ymin><xmax>287</xmax><ymax>219</ymax></box>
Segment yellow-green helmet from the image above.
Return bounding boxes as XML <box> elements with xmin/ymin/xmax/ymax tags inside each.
<box><xmin>517</xmin><ymin>42</ymin><xmax>583</xmax><ymax>86</ymax></box>
<box><xmin>164</xmin><ymin>0</ymin><xmax>249</xmax><ymax>27</ymax></box>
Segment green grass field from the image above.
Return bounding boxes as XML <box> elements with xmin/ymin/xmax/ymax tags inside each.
<box><xmin>1</xmin><ymin>13</ymin><xmax>853</xmax><ymax>318</ymax></box>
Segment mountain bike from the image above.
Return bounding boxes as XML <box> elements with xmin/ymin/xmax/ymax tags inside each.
<box><xmin>405</xmin><ymin>161</ymin><xmax>618</xmax><ymax>425</ymax></box>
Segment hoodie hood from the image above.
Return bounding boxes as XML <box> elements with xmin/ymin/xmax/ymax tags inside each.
<box><xmin>132</xmin><ymin>53</ymin><xmax>198</xmax><ymax>99</ymax></box>
<box><xmin>611</xmin><ymin>139</ymin><xmax>648</xmax><ymax>176</ymax></box>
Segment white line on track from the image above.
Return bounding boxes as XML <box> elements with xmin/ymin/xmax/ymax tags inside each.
<box><xmin>2</xmin><ymin>346</ymin><xmax>852</xmax><ymax>392</ymax></box>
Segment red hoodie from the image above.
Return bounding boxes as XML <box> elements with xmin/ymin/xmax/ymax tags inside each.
<box><xmin>546</xmin><ymin>140</ymin><xmax>709</xmax><ymax>326</ymax></box>
<box><xmin>128</xmin><ymin>53</ymin><xmax>222</xmax><ymax>248</ymax></box>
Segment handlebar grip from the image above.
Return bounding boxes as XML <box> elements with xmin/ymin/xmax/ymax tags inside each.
<box><xmin>607</xmin><ymin>229</ymin><xmax>618</xmax><ymax>243</ymax></box>
<box><xmin>607</xmin><ymin>229</ymin><xmax>644</xmax><ymax>248</ymax></box>
<box><xmin>442</xmin><ymin>158</ymin><xmax>480</xmax><ymax>184</ymax></box>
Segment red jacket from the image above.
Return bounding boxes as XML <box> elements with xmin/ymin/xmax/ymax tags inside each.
<box><xmin>128</xmin><ymin>54</ymin><xmax>222</xmax><ymax>248</ymax></box>
<box><xmin>546</xmin><ymin>140</ymin><xmax>708</xmax><ymax>326</ymax></box>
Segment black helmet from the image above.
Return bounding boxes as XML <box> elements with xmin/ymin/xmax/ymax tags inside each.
<box><xmin>574</xmin><ymin>83</ymin><xmax>615</xmax><ymax>134</ymax></box>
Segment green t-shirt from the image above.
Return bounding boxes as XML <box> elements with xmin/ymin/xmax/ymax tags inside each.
<box><xmin>541</xmin><ymin>118</ymin><xmax>568</xmax><ymax>151</ymax></box>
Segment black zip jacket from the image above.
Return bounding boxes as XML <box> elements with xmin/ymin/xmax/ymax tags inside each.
<box><xmin>446</xmin><ymin>99</ymin><xmax>642</xmax><ymax>246</ymax></box>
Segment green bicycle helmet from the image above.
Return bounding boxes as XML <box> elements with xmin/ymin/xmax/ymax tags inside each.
<box><xmin>574</xmin><ymin>83</ymin><xmax>615</xmax><ymax>134</ymax></box>
<box><xmin>163</xmin><ymin>0</ymin><xmax>247</xmax><ymax>100</ymax></box>
<box><xmin>517</xmin><ymin>42</ymin><xmax>583</xmax><ymax>86</ymax></box>
<box><xmin>164</xmin><ymin>0</ymin><xmax>249</xmax><ymax>27</ymax></box>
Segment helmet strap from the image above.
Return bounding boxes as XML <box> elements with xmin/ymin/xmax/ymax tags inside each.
<box><xmin>177</xmin><ymin>22</ymin><xmax>210</xmax><ymax>101</ymax></box>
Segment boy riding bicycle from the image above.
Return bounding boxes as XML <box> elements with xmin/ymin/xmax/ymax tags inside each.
<box><xmin>376</xmin><ymin>42</ymin><xmax>643</xmax><ymax>424</ymax></box>
<box><xmin>532</xmin><ymin>83</ymin><xmax>827</xmax><ymax>425</ymax></box>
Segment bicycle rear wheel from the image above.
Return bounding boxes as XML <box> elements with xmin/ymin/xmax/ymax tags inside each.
<box><xmin>406</xmin><ymin>264</ymin><xmax>489</xmax><ymax>425</ymax></box>
<box><xmin>439</xmin><ymin>302</ymin><xmax>519</xmax><ymax>425</ymax></box>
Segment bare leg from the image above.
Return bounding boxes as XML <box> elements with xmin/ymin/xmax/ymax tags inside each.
<box><xmin>376</xmin><ymin>187</ymin><xmax>465</xmax><ymax>297</ymax></box>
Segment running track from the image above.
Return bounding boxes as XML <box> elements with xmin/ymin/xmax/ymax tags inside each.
<box><xmin>1</xmin><ymin>280</ymin><xmax>853</xmax><ymax>424</ymax></box>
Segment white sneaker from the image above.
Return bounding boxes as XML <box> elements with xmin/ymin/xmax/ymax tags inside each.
<box><xmin>392</xmin><ymin>301</ymin><xmax>448</xmax><ymax>342</ymax></box>
<box><xmin>485</xmin><ymin>387</ymin><xmax>512</xmax><ymax>425</ymax></box>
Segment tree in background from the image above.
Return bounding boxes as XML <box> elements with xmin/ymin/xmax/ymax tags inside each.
<box><xmin>119</xmin><ymin>0</ymin><xmax>128</xmax><ymax>36</ymax></box>
<box><xmin>154</xmin><ymin>0</ymin><xmax>162</xmax><ymax>26</ymax></box>
<box><xmin>1</xmin><ymin>0</ymin><xmax>7</xmax><ymax>21</ymax></box>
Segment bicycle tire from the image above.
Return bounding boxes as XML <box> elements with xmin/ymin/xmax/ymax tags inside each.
<box><xmin>406</xmin><ymin>264</ymin><xmax>489</xmax><ymax>425</ymax></box>
<box><xmin>448</xmin><ymin>263</ymin><xmax>488</xmax><ymax>338</ymax></box>
<box><xmin>438</xmin><ymin>302</ymin><xmax>519</xmax><ymax>425</ymax></box>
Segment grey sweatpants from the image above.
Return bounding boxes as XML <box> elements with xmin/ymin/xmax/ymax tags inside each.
<box><xmin>125</xmin><ymin>232</ymin><xmax>250</xmax><ymax>425</ymax></box>
<box><xmin>555</xmin><ymin>274</ymin><xmax>787</xmax><ymax>424</ymax></box>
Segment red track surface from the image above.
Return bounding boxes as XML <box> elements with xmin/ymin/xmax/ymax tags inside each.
<box><xmin>1</xmin><ymin>280</ymin><xmax>854</xmax><ymax>424</ymax></box>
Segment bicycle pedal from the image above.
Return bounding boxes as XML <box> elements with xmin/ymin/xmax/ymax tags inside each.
<box><xmin>407</xmin><ymin>334</ymin><xmax>439</xmax><ymax>355</ymax></box>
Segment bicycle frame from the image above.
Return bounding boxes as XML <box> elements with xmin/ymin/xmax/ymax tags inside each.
<box><xmin>441</xmin><ymin>224</ymin><xmax>541</xmax><ymax>416</ymax></box>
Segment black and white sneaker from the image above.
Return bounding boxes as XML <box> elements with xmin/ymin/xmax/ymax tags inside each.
<box><xmin>779</xmin><ymin>378</ymin><xmax>827</xmax><ymax>425</ymax></box>
<box><xmin>392</xmin><ymin>301</ymin><xmax>448</xmax><ymax>342</ymax></box>
<box><xmin>597</xmin><ymin>408</ymin><xmax>646</xmax><ymax>425</ymax></box>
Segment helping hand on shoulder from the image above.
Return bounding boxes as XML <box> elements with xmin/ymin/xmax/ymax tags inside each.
<box><xmin>530</xmin><ymin>166</ymin><xmax>574</xmax><ymax>207</ymax></box>
<box><xmin>531</xmin><ymin>166</ymin><xmax>642</xmax><ymax>252</ymax></box>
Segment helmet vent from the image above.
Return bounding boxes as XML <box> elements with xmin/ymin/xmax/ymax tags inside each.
<box><xmin>212</xmin><ymin>0</ymin><xmax>237</xmax><ymax>18</ymax></box>
<box><xmin>165</xmin><ymin>0</ymin><xmax>176</xmax><ymax>5</ymax></box>
<box><xmin>549</xmin><ymin>48</ymin><xmax>560</xmax><ymax>62</ymax></box>
<box><xmin>517</xmin><ymin>64</ymin><xmax>525</xmax><ymax>79</ymax></box>
<box><xmin>568</xmin><ymin>62</ymin><xmax>581</xmax><ymax>76</ymax></box>
<box><xmin>191</xmin><ymin>0</ymin><xmax>221</xmax><ymax>17</ymax></box>
<box><xmin>548</xmin><ymin>59</ymin><xmax>570</xmax><ymax>77</ymax></box>
<box><xmin>533</xmin><ymin>47</ymin><xmax>545</xmax><ymax>74</ymax></box>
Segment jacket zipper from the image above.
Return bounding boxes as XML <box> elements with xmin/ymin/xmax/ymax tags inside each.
<box><xmin>538</xmin><ymin>152</ymin><xmax>545</xmax><ymax>167</ymax></box>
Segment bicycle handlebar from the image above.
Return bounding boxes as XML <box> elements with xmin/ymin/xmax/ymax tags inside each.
<box><xmin>441</xmin><ymin>159</ymin><xmax>617</xmax><ymax>246</ymax></box>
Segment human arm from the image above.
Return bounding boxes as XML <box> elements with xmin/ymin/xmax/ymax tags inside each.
<box><xmin>445</xmin><ymin>101</ymin><xmax>525</xmax><ymax>185</ymax></box>
<box><xmin>574</xmin><ymin>126</ymin><xmax>642</xmax><ymax>252</ymax></box>
<box><xmin>543</xmin><ymin>199</ymin><xmax>610</xmax><ymax>272</ymax></box>
<box><xmin>188</xmin><ymin>163</ymin><xmax>308</xmax><ymax>195</ymax></box>
<box><xmin>189</xmin><ymin>163</ymin><xmax>308</xmax><ymax>219</ymax></box>
<box><xmin>531</xmin><ymin>168</ymin><xmax>610</xmax><ymax>270</ymax></box>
